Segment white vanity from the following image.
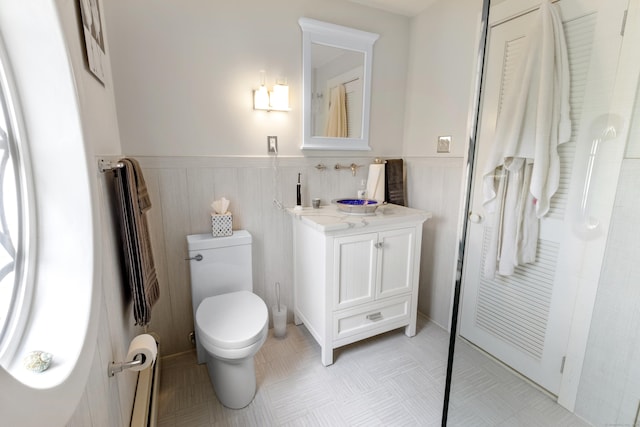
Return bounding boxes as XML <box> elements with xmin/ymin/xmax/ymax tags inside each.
<box><xmin>288</xmin><ymin>204</ymin><xmax>431</xmax><ymax>365</ymax></box>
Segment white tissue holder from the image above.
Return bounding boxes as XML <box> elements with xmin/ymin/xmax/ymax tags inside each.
<box><xmin>211</xmin><ymin>212</ymin><xmax>233</xmax><ymax>237</ymax></box>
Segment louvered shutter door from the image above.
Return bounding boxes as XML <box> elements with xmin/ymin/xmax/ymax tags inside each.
<box><xmin>476</xmin><ymin>10</ymin><xmax>595</xmax><ymax>359</ymax></box>
<box><xmin>473</xmin><ymin>12</ymin><xmax>597</xmax><ymax>358</ymax></box>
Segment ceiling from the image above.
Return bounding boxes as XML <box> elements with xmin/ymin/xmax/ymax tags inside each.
<box><xmin>347</xmin><ymin>0</ymin><xmax>438</xmax><ymax>17</ymax></box>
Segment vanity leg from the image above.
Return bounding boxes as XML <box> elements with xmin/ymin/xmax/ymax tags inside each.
<box><xmin>405</xmin><ymin>322</ymin><xmax>416</xmax><ymax>337</ymax></box>
<box><xmin>321</xmin><ymin>346</ymin><xmax>334</xmax><ymax>366</ymax></box>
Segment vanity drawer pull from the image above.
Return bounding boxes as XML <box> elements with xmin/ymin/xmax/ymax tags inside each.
<box><xmin>366</xmin><ymin>312</ymin><xmax>382</xmax><ymax>321</ymax></box>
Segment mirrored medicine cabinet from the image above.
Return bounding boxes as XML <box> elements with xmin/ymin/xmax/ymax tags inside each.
<box><xmin>299</xmin><ymin>17</ymin><xmax>379</xmax><ymax>151</ymax></box>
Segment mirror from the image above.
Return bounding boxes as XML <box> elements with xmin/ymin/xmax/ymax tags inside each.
<box><xmin>299</xmin><ymin>18</ymin><xmax>378</xmax><ymax>151</ymax></box>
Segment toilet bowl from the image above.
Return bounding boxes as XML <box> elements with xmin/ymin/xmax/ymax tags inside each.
<box><xmin>196</xmin><ymin>291</ymin><xmax>268</xmax><ymax>408</ymax></box>
<box><xmin>187</xmin><ymin>231</ymin><xmax>269</xmax><ymax>409</ymax></box>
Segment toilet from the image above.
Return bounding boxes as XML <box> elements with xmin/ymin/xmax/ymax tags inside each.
<box><xmin>186</xmin><ymin>230</ymin><xmax>268</xmax><ymax>409</ymax></box>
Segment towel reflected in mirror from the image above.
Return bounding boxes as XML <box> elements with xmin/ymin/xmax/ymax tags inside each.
<box><xmin>324</xmin><ymin>84</ymin><xmax>347</xmax><ymax>137</ymax></box>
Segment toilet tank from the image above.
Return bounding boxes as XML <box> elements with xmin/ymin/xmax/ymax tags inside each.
<box><xmin>187</xmin><ymin>230</ymin><xmax>253</xmax><ymax>312</ymax></box>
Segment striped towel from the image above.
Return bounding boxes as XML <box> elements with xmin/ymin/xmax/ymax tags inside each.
<box><xmin>114</xmin><ymin>158</ymin><xmax>159</xmax><ymax>326</ymax></box>
<box><xmin>385</xmin><ymin>159</ymin><xmax>405</xmax><ymax>206</ymax></box>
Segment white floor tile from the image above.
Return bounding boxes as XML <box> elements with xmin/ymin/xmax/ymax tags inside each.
<box><xmin>157</xmin><ymin>317</ymin><xmax>591</xmax><ymax>426</ymax></box>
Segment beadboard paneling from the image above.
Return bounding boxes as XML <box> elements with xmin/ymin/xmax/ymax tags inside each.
<box><xmin>142</xmin><ymin>169</ymin><xmax>175</xmax><ymax>354</ymax></box>
<box><xmin>66</xmin><ymin>170</ymin><xmax>144</xmax><ymax>427</ymax></box>
<box><xmin>406</xmin><ymin>157</ymin><xmax>464</xmax><ymax>330</ymax></box>
<box><xmin>139</xmin><ymin>156</ymin><xmax>463</xmax><ymax>356</ymax></box>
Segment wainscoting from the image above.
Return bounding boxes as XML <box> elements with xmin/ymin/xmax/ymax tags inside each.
<box><xmin>137</xmin><ymin>155</ymin><xmax>464</xmax><ymax>356</ymax></box>
<box><xmin>66</xmin><ymin>169</ymin><xmax>145</xmax><ymax>427</ymax></box>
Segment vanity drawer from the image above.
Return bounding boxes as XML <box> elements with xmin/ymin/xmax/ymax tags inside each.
<box><xmin>333</xmin><ymin>295</ymin><xmax>411</xmax><ymax>342</ymax></box>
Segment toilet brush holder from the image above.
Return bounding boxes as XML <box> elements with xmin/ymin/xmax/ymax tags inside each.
<box><xmin>272</xmin><ymin>305</ymin><xmax>287</xmax><ymax>338</ymax></box>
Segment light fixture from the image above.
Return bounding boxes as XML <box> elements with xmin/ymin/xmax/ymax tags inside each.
<box><xmin>254</xmin><ymin>85</ymin><xmax>270</xmax><ymax>110</ymax></box>
<box><xmin>253</xmin><ymin>71</ymin><xmax>290</xmax><ymax>112</ymax></box>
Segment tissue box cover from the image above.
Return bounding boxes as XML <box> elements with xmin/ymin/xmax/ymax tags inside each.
<box><xmin>211</xmin><ymin>212</ymin><xmax>233</xmax><ymax>237</ymax></box>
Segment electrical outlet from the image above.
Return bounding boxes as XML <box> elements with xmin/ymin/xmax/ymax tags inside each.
<box><xmin>437</xmin><ymin>136</ymin><xmax>451</xmax><ymax>153</ymax></box>
<box><xmin>268</xmin><ymin>136</ymin><xmax>278</xmax><ymax>154</ymax></box>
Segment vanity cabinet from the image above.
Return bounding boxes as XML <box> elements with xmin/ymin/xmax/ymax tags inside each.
<box><xmin>289</xmin><ymin>204</ymin><xmax>431</xmax><ymax>365</ymax></box>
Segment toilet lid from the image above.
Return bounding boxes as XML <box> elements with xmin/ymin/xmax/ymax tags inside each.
<box><xmin>196</xmin><ymin>291</ymin><xmax>268</xmax><ymax>350</ymax></box>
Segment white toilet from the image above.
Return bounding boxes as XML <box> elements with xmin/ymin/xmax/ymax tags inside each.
<box><xmin>186</xmin><ymin>230</ymin><xmax>268</xmax><ymax>409</ymax></box>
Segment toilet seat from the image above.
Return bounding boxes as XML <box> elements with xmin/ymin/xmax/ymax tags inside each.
<box><xmin>196</xmin><ymin>291</ymin><xmax>268</xmax><ymax>354</ymax></box>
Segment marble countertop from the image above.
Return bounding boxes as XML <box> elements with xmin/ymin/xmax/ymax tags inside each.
<box><xmin>287</xmin><ymin>203</ymin><xmax>432</xmax><ymax>233</ymax></box>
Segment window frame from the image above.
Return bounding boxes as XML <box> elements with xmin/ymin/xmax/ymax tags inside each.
<box><xmin>0</xmin><ymin>37</ymin><xmax>35</xmax><ymax>362</ymax></box>
<box><xmin>0</xmin><ymin>1</ymin><xmax>102</xmax><ymax>425</ymax></box>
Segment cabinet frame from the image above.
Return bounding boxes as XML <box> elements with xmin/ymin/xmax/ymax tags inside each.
<box><xmin>290</xmin><ymin>206</ymin><xmax>429</xmax><ymax>366</ymax></box>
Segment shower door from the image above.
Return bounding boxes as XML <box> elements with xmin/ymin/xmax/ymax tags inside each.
<box><xmin>459</xmin><ymin>0</ymin><xmax>629</xmax><ymax>396</ymax></box>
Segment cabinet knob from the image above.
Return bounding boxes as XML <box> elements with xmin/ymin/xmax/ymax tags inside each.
<box><xmin>374</xmin><ymin>242</ymin><xmax>384</xmax><ymax>249</ymax></box>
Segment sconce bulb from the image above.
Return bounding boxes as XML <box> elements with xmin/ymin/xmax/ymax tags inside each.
<box><xmin>254</xmin><ymin>85</ymin><xmax>270</xmax><ymax>110</ymax></box>
<box><xmin>270</xmin><ymin>84</ymin><xmax>289</xmax><ymax>110</ymax></box>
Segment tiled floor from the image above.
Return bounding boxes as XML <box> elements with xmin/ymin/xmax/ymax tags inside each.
<box><xmin>156</xmin><ymin>316</ymin><xmax>591</xmax><ymax>426</ymax></box>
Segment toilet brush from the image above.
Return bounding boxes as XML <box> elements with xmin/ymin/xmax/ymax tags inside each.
<box><xmin>272</xmin><ymin>282</ymin><xmax>287</xmax><ymax>338</ymax></box>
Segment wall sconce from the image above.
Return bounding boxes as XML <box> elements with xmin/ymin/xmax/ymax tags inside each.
<box><xmin>253</xmin><ymin>71</ymin><xmax>290</xmax><ymax>112</ymax></box>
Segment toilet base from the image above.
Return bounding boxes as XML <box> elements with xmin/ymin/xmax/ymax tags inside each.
<box><xmin>206</xmin><ymin>353</ymin><xmax>257</xmax><ymax>409</ymax></box>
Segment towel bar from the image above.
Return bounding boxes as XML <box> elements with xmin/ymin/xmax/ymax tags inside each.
<box><xmin>99</xmin><ymin>159</ymin><xmax>124</xmax><ymax>173</ymax></box>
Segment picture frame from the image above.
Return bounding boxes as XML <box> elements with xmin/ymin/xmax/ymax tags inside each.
<box><xmin>78</xmin><ymin>0</ymin><xmax>105</xmax><ymax>84</ymax></box>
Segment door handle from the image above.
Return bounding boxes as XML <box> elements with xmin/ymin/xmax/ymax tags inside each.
<box><xmin>469</xmin><ymin>212</ymin><xmax>483</xmax><ymax>223</ymax></box>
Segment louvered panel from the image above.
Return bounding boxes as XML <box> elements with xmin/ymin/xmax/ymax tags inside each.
<box><xmin>345</xmin><ymin>90</ymin><xmax>356</xmax><ymax>138</ymax></box>
<box><xmin>475</xmin><ymin>227</ymin><xmax>560</xmax><ymax>360</ymax></box>
<box><xmin>498</xmin><ymin>36</ymin><xmax>526</xmax><ymax>116</ymax></box>
<box><xmin>548</xmin><ymin>13</ymin><xmax>598</xmax><ymax>218</ymax></box>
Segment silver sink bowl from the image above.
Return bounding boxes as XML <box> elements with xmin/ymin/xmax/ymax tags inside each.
<box><xmin>333</xmin><ymin>198</ymin><xmax>379</xmax><ymax>215</ymax></box>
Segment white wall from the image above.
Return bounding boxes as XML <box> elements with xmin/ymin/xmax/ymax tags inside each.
<box><xmin>403</xmin><ymin>0</ymin><xmax>483</xmax><ymax>328</ymax></box>
<box><xmin>574</xmin><ymin>158</ymin><xmax>640</xmax><ymax>425</ymax></box>
<box><xmin>105</xmin><ymin>0</ymin><xmax>410</xmax><ymax>158</ymax></box>
<box><xmin>403</xmin><ymin>0</ymin><xmax>482</xmax><ymax>159</ymax></box>
<box><xmin>574</xmin><ymin>63</ymin><xmax>640</xmax><ymax>425</ymax></box>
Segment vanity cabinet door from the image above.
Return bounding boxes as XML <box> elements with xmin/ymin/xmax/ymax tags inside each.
<box><xmin>376</xmin><ymin>227</ymin><xmax>415</xmax><ymax>300</ymax></box>
<box><xmin>333</xmin><ymin>232</ymin><xmax>378</xmax><ymax>310</ymax></box>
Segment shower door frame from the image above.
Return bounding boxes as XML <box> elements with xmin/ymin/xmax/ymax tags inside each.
<box><xmin>444</xmin><ymin>0</ymin><xmax>640</xmax><ymax>421</ymax></box>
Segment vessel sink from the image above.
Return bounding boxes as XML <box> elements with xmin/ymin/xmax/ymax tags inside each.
<box><xmin>333</xmin><ymin>198</ymin><xmax>379</xmax><ymax>215</ymax></box>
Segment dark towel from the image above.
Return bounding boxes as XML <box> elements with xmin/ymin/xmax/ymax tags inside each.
<box><xmin>385</xmin><ymin>159</ymin><xmax>405</xmax><ymax>206</ymax></box>
<box><xmin>114</xmin><ymin>158</ymin><xmax>159</xmax><ymax>326</ymax></box>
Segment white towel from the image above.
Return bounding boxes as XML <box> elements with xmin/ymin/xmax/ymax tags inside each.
<box><xmin>482</xmin><ymin>0</ymin><xmax>570</xmax><ymax>277</ymax></box>
<box><xmin>366</xmin><ymin>163</ymin><xmax>385</xmax><ymax>202</ymax></box>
